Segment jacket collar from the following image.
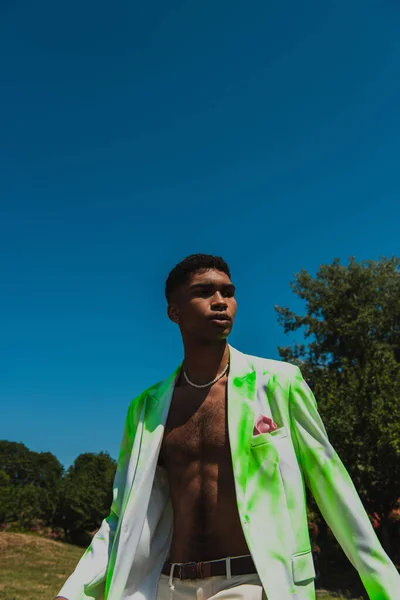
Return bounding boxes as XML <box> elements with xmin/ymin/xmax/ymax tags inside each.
<box><xmin>147</xmin><ymin>344</ymin><xmax>257</xmax><ymax>455</ymax></box>
<box><xmin>148</xmin><ymin>343</ymin><xmax>255</xmax><ymax>403</ymax></box>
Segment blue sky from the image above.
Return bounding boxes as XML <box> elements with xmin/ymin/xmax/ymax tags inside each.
<box><xmin>1</xmin><ymin>1</ymin><xmax>399</xmax><ymax>468</ymax></box>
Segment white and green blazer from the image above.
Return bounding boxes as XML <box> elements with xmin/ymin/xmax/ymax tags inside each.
<box><xmin>58</xmin><ymin>345</ymin><xmax>400</xmax><ymax>600</ymax></box>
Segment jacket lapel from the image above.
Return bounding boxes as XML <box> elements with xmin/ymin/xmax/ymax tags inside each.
<box><xmin>141</xmin><ymin>364</ymin><xmax>182</xmax><ymax>456</ymax></box>
<box><xmin>122</xmin><ymin>364</ymin><xmax>181</xmax><ymax>514</ymax></box>
<box><xmin>227</xmin><ymin>345</ymin><xmax>258</xmax><ymax>511</ymax></box>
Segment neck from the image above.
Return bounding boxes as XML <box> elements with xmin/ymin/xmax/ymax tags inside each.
<box><xmin>181</xmin><ymin>339</ymin><xmax>230</xmax><ymax>385</ymax></box>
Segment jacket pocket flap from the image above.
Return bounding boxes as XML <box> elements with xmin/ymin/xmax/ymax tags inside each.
<box><xmin>292</xmin><ymin>550</ymin><xmax>316</xmax><ymax>583</ymax></box>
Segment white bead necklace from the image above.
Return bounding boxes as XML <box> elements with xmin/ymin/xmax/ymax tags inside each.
<box><xmin>183</xmin><ymin>362</ymin><xmax>229</xmax><ymax>389</ymax></box>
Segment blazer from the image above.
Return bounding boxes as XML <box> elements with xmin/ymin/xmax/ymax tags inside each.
<box><xmin>58</xmin><ymin>345</ymin><xmax>400</xmax><ymax>600</ymax></box>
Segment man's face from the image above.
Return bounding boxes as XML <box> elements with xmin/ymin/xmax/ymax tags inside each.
<box><xmin>168</xmin><ymin>269</ymin><xmax>237</xmax><ymax>342</ymax></box>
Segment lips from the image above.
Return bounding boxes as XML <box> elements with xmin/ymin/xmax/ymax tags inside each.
<box><xmin>209</xmin><ymin>314</ymin><xmax>231</xmax><ymax>321</ymax></box>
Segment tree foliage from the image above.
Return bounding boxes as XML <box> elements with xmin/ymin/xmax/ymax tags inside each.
<box><xmin>0</xmin><ymin>441</ymin><xmax>116</xmax><ymax>545</ymax></box>
<box><xmin>275</xmin><ymin>257</ymin><xmax>400</xmax><ymax>550</ymax></box>
<box><xmin>0</xmin><ymin>441</ymin><xmax>64</xmax><ymax>525</ymax></box>
<box><xmin>56</xmin><ymin>451</ymin><xmax>116</xmax><ymax>543</ymax></box>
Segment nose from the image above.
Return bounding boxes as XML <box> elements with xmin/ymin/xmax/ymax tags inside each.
<box><xmin>211</xmin><ymin>291</ymin><xmax>227</xmax><ymax>310</ymax></box>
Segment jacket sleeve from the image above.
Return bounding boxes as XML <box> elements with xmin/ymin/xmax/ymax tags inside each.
<box><xmin>288</xmin><ymin>367</ymin><xmax>400</xmax><ymax>600</ymax></box>
<box><xmin>56</xmin><ymin>394</ymin><xmax>144</xmax><ymax>600</ymax></box>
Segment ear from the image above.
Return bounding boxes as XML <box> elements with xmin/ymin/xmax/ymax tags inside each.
<box><xmin>167</xmin><ymin>303</ymin><xmax>180</xmax><ymax>325</ymax></box>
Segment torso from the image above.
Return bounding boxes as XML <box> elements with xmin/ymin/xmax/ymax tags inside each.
<box><xmin>158</xmin><ymin>372</ymin><xmax>250</xmax><ymax>562</ymax></box>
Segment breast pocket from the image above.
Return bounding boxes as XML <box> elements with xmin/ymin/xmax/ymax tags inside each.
<box><xmin>250</xmin><ymin>426</ymin><xmax>288</xmax><ymax>448</ymax></box>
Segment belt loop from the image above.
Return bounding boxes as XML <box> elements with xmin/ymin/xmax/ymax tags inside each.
<box><xmin>168</xmin><ymin>563</ymin><xmax>176</xmax><ymax>598</ymax></box>
<box><xmin>226</xmin><ymin>557</ymin><xmax>231</xmax><ymax>580</ymax></box>
<box><xmin>196</xmin><ymin>561</ymin><xmax>203</xmax><ymax>579</ymax></box>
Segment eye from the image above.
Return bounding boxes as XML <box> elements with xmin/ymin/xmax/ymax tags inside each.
<box><xmin>222</xmin><ymin>289</ymin><xmax>235</xmax><ymax>297</ymax></box>
<box><xmin>196</xmin><ymin>288</ymin><xmax>211</xmax><ymax>297</ymax></box>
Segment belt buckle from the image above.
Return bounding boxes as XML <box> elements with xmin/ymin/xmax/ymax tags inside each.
<box><xmin>183</xmin><ymin>561</ymin><xmax>203</xmax><ymax>580</ymax></box>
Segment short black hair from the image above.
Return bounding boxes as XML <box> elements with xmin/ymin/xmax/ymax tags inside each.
<box><xmin>165</xmin><ymin>254</ymin><xmax>231</xmax><ymax>303</ymax></box>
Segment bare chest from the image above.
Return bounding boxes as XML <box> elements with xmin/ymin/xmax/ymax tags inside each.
<box><xmin>161</xmin><ymin>383</ymin><xmax>229</xmax><ymax>464</ymax></box>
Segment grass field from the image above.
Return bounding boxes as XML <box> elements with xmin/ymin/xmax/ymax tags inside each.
<box><xmin>0</xmin><ymin>532</ymin><xmax>360</xmax><ymax>600</ymax></box>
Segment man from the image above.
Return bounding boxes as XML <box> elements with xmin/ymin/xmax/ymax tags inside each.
<box><xmin>57</xmin><ymin>254</ymin><xmax>400</xmax><ymax>600</ymax></box>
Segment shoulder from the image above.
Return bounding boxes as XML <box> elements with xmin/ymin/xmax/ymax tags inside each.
<box><xmin>242</xmin><ymin>351</ymin><xmax>315</xmax><ymax>407</ymax></box>
<box><xmin>241</xmin><ymin>349</ymin><xmax>301</xmax><ymax>380</ymax></box>
<box><xmin>125</xmin><ymin>380</ymin><xmax>163</xmax><ymax>423</ymax></box>
<box><xmin>127</xmin><ymin>380</ymin><xmax>162</xmax><ymax>410</ymax></box>
<box><xmin>126</xmin><ymin>363</ymin><xmax>181</xmax><ymax>415</ymax></box>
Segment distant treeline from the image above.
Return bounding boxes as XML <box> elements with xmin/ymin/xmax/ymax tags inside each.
<box><xmin>0</xmin><ymin>440</ymin><xmax>116</xmax><ymax>546</ymax></box>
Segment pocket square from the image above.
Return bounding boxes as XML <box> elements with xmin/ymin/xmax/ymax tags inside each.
<box><xmin>253</xmin><ymin>414</ymin><xmax>278</xmax><ymax>435</ymax></box>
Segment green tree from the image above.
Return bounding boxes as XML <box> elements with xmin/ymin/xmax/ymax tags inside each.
<box><xmin>57</xmin><ymin>452</ymin><xmax>116</xmax><ymax>544</ymax></box>
<box><xmin>0</xmin><ymin>441</ymin><xmax>64</xmax><ymax>526</ymax></box>
<box><xmin>275</xmin><ymin>257</ymin><xmax>400</xmax><ymax>553</ymax></box>
<box><xmin>0</xmin><ymin>469</ymin><xmax>11</xmax><ymax>523</ymax></box>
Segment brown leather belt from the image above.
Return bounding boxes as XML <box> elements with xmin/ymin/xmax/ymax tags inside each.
<box><xmin>162</xmin><ymin>555</ymin><xmax>256</xmax><ymax>580</ymax></box>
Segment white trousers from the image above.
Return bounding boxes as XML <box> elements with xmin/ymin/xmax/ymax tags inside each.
<box><xmin>157</xmin><ymin>571</ymin><xmax>265</xmax><ymax>600</ymax></box>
